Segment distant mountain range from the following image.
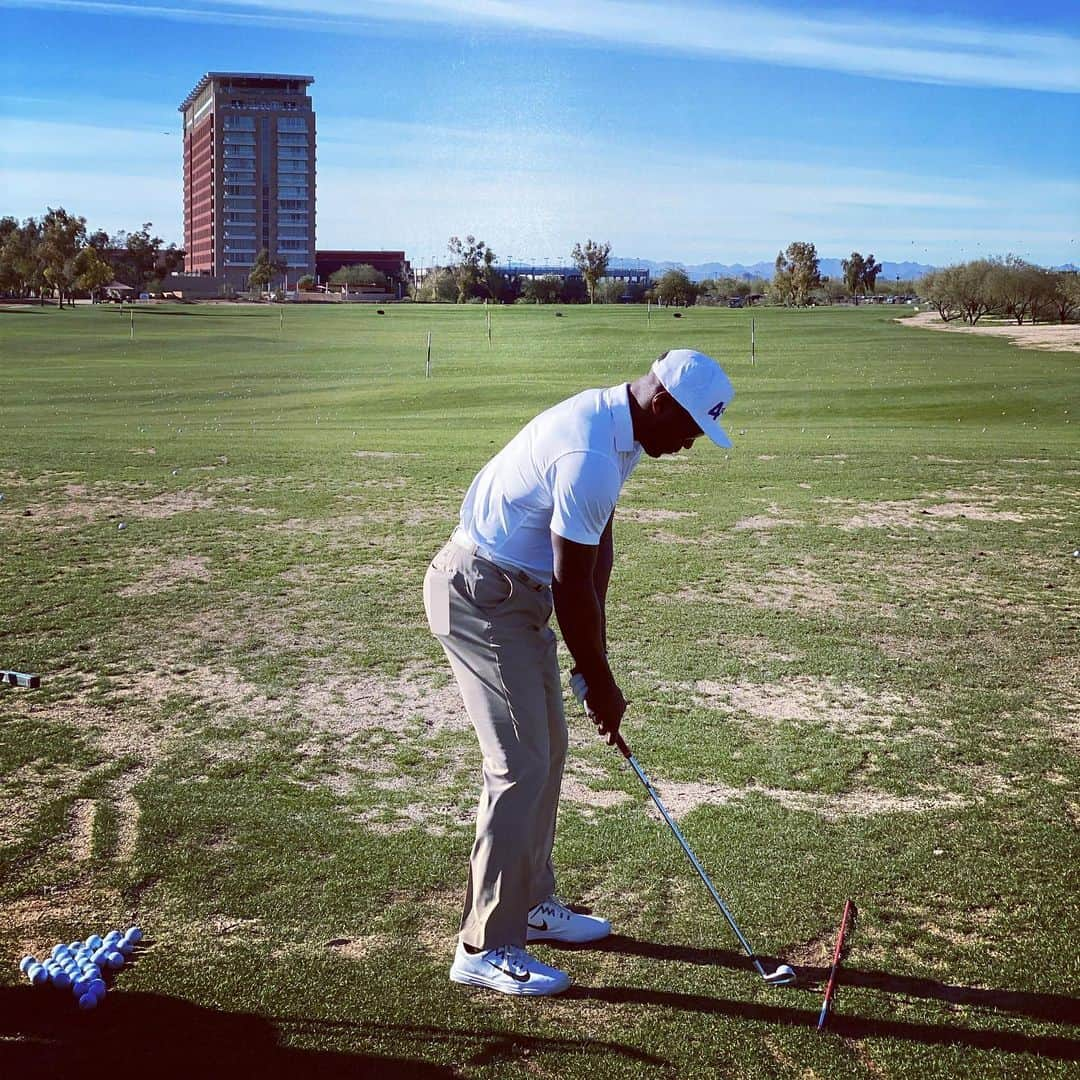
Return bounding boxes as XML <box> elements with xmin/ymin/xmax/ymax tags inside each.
<box><xmin>608</xmin><ymin>257</ymin><xmax>1078</xmax><ymax>282</ymax></box>
<box><xmin>609</xmin><ymin>256</ymin><xmax>936</xmax><ymax>282</ymax></box>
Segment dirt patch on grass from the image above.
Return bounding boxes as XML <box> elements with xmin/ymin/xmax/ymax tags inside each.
<box><xmin>685</xmin><ymin>676</ymin><xmax>930</xmax><ymax>741</ymax></box>
<box><xmin>820</xmin><ymin>494</ymin><xmax>1028</xmax><ymax>532</ymax></box>
<box><xmin>117</xmin><ymin>555</ymin><xmax>211</xmax><ymax>597</ymax></box>
<box><xmin>652</xmin><ymin>777</ymin><xmax>969</xmax><ymax>821</ymax></box>
<box><xmin>617</xmin><ymin>507</ymin><xmax>697</xmax><ymax>523</ymax></box>
<box><xmin>31</xmin><ymin>483</ymin><xmax>221</xmax><ymax>523</ymax></box>
<box><xmin>732</xmin><ymin>513</ymin><xmax>802</xmax><ymax>531</ymax></box>
<box><xmin>1036</xmin><ymin>655</ymin><xmax>1080</xmax><ymax>748</ymax></box>
<box><xmin>669</xmin><ymin>564</ymin><xmax>850</xmax><ymax>618</ymax></box>
<box><xmin>66</xmin><ymin>799</ymin><xmax>97</xmax><ymax>860</ymax></box>
<box><xmin>352</xmin><ymin>450</ymin><xmax>422</xmax><ymax>459</ymax></box>
<box><xmin>786</xmin><ymin>931</ymin><xmax>834</xmax><ymax>968</ymax></box>
<box><xmin>901</xmin><ymin>310</ymin><xmax>1080</xmax><ymax>353</ymax></box>
<box><xmin>326</xmin><ymin>934</ymin><xmax>394</xmax><ymax>960</ymax></box>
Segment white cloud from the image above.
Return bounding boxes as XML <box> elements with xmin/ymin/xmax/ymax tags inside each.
<box><xmin>4</xmin><ymin>100</ymin><xmax>1074</xmax><ymax>265</ymax></box>
<box><xmin>8</xmin><ymin>0</ymin><xmax>1078</xmax><ymax>93</ymax></box>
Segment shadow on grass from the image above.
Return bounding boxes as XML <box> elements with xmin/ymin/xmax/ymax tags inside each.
<box><xmin>279</xmin><ymin>1018</ymin><xmax>666</xmax><ymax>1072</ymax></box>
<box><xmin>550</xmin><ymin>935</ymin><xmax>1080</xmax><ymax>1059</ymax></box>
<box><xmin>0</xmin><ymin>988</ymin><xmax>665</xmax><ymax>1077</ymax></box>
<box><xmin>0</xmin><ymin>987</ymin><xmax>454</xmax><ymax>1078</ymax></box>
<box><xmin>569</xmin><ymin>935</ymin><xmax>1080</xmax><ymax>1026</ymax></box>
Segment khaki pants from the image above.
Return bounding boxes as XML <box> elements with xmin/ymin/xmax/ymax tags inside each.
<box><xmin>423</xmin><ymin>538</ymin><xmax>567</xmax><ymax>950</ymax></box>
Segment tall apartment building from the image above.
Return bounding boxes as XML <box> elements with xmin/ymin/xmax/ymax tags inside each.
<box><xmin>180</xmin><ymin>73</ymin><xmax>315</xmax><ymax>288</ymax></box>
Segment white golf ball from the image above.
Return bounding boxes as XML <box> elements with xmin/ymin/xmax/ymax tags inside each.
<box><xmin>51</xmin><ymin>970</ymin><xmax>72</xmax><ymax>989</ymax></box>
<box><xmin>104</xmin><ymin>931</ymin><xmax>122</xmax><ymax>945</ymax></box>
<box><xmin>124</xmin><ymin>926</ymin><xmax>142</xmax><ymax>943</ymax></box>
<box><xmin>27</xmin><ymin>964</ymin><xmax>48</xmax><ymax>986</ymax></box>
<box><xmin>105</xmin><ymin>951</ymin><xmax>124</xmax><ymax>970</ymax></box>
<box><xmin>92</xmin><ymin>948</ymin><xmax>110</xmax><ymax>965</ymax></box>
<box><xmin>78</xmin><ymin>992</ymin><xmax>99</xmax><ymax>1010</ymax></box>
<box><xmin>88</xmin><ymin>978</ymin><xmax>107</xmax><ymax>999</ymax></box>
<box><xmin>19</xmin><ymin>956</ymin><xmax>36</xmax><ymax>974</ymax></box>
<box><xmin>86</xmin><ymin>935</ymin><xmax>103</xmax><ymax>949</ymax></box>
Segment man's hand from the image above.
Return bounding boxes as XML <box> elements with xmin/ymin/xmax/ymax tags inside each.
<box><xmin>570</xmin><ymin>668</ymin><xmax>626</xmax><ymax>746</ymax></box>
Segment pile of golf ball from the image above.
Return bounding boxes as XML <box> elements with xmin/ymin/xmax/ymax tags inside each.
<box><xmin>19</xmin><ymin>926</ymin><xmax>142</xmax><ymax>1009</ymax></box>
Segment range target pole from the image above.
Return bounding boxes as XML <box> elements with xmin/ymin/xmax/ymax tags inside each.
<box><xmin>425</xmin><ymin>330</ymin><xmax>432</xmax><ymax>377</ymax></box>
<box><xmin>130</xmin><ymin>309</ymin><xmax>134</xmax><ymax>340</ymax></box>
<box><xmin>751</xmin><ymin>317</ymin><xmax>755</xmax><ymax>364</ymax></box>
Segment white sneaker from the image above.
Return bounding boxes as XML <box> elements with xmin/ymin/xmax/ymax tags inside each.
<box><xmin>527</xmin><ymin>897</ymin><xmax>611</xmax><ymax>944</ymax></box>
<box><xmin>449</xmin><ymin>941</ymin><xmax>571</xmax><ymax>996</ymax></box>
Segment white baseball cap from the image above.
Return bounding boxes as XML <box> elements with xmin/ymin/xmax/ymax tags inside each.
<box><xmin>652</xmin><ymin>349</ymin><xmax>735</xmax><ymax>449</ymax></box>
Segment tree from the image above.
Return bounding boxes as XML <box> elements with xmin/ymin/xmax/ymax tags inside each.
<box><xmin>447</xmin><ymin>235</ymin><xmax>496</xmax><ymax>303</ymax></box>
<box><xmin>990</xmin><ymin>256</ymin><xmax>1054</xmax><ymax>325</ymax></box>
<box><xmin>570</xmin><ymin>239</ymin><xmax>611</xmax><ymax>304</ymax></box>
<box><xmin>121</xmin><ymin>223</ymin><xmax>163</xmax><ymax>292</ymax></box>
<box><xmin>296</xmin><ymin>274</ymin><xmax>316</xmax><ymax>292</ymax></box>
<box><xmin>40</xmin><ymin>207</ymin><xmax>87</xmax><ymax>307</ymax></box>
<box><xmin>772</xmin><ymin>241</ymin><xmax>821</xmax><ymax>306</ymax></box>
<box><xmin>955</xmin><ymin>259</ymin><xmax>997</xmax><ymax>325</ymax></box>
<box><xmin>521</xmin><ymin>275</ymin><xmax>563</xmax><ymax>304</ymax></box>
<box><xmin>654</xmin><ymin>269</ymin><xmax>696</xmax><ymax>307</ymax></box>
<box><xmin>1</xmin><ymin>217</ymin><xmax>46</xmax><ymax>302</ymax></box>
<box><xmin>841</xmin><ymin>252</ymin><xmax>865</xmax><ymax>301</ymax></box>
<box><xmin>73</xmin><ymin>246</ymin><xmax>113</xmax><ymax>303</ymax></box>
<box><xmin>922</xmin><ymin>266</ymin><xmax>963</xmax><ymax>322</ymax></box>
<box><xmin>861</xmin><ymin>253</ymin><xmax>883</xmax><ymax>296</ymax></box>
<box><xmin>1049</xmin><ymin>271</ymin><xmax>1080</xmax><ymax>324</ymax></box>
<box><xmin>329</xmin><ymin>263</ymin><xmax>387</xmax><ymax>289</ymax></box>
<box><xmin>248</xmin><ymin>248</ymin><xmax>274</xmax><ymax>292</ymax></box>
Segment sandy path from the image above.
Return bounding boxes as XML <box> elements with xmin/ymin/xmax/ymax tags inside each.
<box><xmin>899</xmin><ymin>310</ymin><xmax>1080</xmax><ymax>353</ymax></box>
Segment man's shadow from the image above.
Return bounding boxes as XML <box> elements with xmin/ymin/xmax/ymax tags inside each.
<box><xmin>551</xmin><ymin>934</ymin><xmax>1080</xmax><ymax>1061</ymax></box>
<box><xmin>0</xmin><ymin>985</ymin><xmax>666</xmax><ymax>1078</ymax></box>
<box><xmin>0</xmin><ymin>987</ymin><xmax>453</xmax><ymax>1079</ymax></box>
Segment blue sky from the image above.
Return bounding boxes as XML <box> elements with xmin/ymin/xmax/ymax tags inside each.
<box><xmin>1</xmin><ymin>0</ymin><xmax>1077</xmax><ymax>268</ymax></box>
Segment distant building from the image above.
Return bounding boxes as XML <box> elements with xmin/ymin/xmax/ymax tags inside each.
<box><xmin>179</xmin><ymin>72</ymin><xmax>316</xmax><ymax>289</ymax></box>
<box><xmin>316</xmin><ymin>250</ymin><xmax>412</xmax><ymax>298</ymax></box>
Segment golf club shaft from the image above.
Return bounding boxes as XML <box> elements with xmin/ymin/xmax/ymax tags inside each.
<box><xmin>613</xmin><ymin>734</ymin><xmax>767</xmax><ymax>977</ymax></box>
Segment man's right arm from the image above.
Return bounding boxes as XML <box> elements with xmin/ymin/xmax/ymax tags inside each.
<box><xmin>551</xmin><ymin>530</ymin><xmax>626</xmax><ymax>742</ymax></box>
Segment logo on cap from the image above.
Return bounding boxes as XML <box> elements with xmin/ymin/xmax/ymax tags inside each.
<box><xmin>708</xmin><ymin>401</ymin><xmax>726</xmax><ymax>420</ymax></box>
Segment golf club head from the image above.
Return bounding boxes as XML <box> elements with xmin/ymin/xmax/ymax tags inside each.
<box><xmin>764</xmin><ymin>964</ymin><xmax>797</xmax><ymax>986</ymax></box>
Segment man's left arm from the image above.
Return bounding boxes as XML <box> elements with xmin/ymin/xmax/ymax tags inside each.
<box><xmin>594</xmin><ymin>512</ymin><xmax>615</xmax><ymax>651</ymax></box>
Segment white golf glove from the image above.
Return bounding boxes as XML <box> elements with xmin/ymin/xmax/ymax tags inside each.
<box><xmin>570</xmin><ymin>670</ymin><xmax>589</xmax><ymax>705</ymax></box>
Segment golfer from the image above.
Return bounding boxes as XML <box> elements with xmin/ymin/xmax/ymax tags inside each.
<box><xmin>424</xmin><ymin>349</ymin><xmax>735</xmax><ymax>996</ymax></box>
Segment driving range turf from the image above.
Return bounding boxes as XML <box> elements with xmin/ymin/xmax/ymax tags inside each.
<box><xmin>0</xmin><ymin>301</ymin><xmax>1077</xmax><ymax>1077</ymax></box>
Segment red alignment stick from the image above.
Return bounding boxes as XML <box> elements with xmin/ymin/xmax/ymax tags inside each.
<box><xmin>818</xmin><ymin>898</ymin><xmax>856</xmax><ymax>1031</ymax></box>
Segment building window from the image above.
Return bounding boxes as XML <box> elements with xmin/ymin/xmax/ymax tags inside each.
<box><xmin>223</xmin><ymin>115</ymin><xmax>255</xmax><ymax>130</ymax></box>
<box><xmin>277</xmin><ymin>116</ymin><xmax>307</xmax><ymax>131</ymax></box>
<box><xmin>278</xmin><ymin>199</ymin><xmax>308</xmax><ymax>210</ymax></box>
<box><xmin>277</xmin><ymin>186</ymin><xmax>309</xmax><ymax>198</ymax></box>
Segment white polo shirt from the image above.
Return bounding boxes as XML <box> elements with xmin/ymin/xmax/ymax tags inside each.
<box><xmin>456</xmin><ymin>384</ymin><xmax>643</xmax><ymax>585</ymax></box>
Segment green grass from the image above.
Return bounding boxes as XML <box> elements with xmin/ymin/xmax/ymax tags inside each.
<box><xmin>1</xmin><ymin>300</ymin><xmax>1077</xmax><ymax>1077</ymax></box>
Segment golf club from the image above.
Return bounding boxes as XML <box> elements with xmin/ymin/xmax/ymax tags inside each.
<box><xmin>572</xmin><ymin>676</ymin><xmax>794</xmax><ymax>985</ymax></box>
<box><xmin>611</xmin><ymin>730</ymin><xmax>796</xmax><ymax>986</ymax></box>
